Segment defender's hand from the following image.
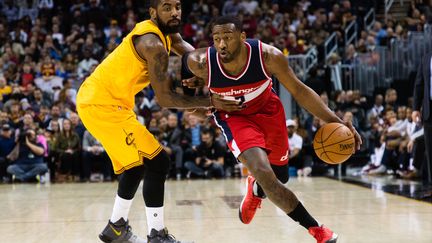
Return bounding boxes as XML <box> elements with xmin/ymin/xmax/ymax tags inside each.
<box><xmin>182</xmin><ymin>77</ymin><xmax>205</xmax><ymax>88</ymax></box>
<box><xmin>344</xmin><ymin>120</ymin><xmax>362</xmax><ymax>152</ymax></box>
<box><xmin>211</xmin><ymin>94</ymin><xmax>244</xmax><ymax>112</ymax></box>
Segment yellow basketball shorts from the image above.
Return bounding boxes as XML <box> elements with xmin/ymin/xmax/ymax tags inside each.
<box><xmin>77</xmin><ymin>104</ymin><xmax>162</xmax><ymax>174</ymax></box>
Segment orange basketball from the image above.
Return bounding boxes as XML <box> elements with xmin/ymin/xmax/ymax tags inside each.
<box><xmin>313</xmin><ymin>123</ymin><xmax>355</xmax><ymax>164</ymax></box>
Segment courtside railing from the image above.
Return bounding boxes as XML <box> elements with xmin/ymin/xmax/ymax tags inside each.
<box><xmin>385</xmin><ymin>0</ymin><xmax>395</xmax><ymax>20</ymax></box>
<box><xmin>324</xmin><ymin>32</ymin><xmax>338</xmax><ymax>61</ymax></box>
<box><xmin>364</xmin><ymin>8</ymin><xmax>375</xmax><ymax>31</ymax></box>
<box><xmin>345</xmin><ymin>20</ymin><xmax>357</xmax><ymax>46</ymax></box>
<box><xmin>287</xmin><ymin>47</ymin><xmax>318</xmax><ymax>82</ymax></box>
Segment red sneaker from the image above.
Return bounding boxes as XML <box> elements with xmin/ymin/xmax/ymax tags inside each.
<box><xmin>308</xmin><ymin>225</ymin><xmax>338</xmax><ymax>243</ymax></box>
<box><xmin>239</xmin><ymin>175</ymin><xmax>262</xmax><ymax>224</ymax></box>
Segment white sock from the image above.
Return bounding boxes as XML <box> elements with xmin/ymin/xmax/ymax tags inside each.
<box><xmin>110</xmin><ymin>195</ymin><xmax>133</xmax><ymax>223</ymax></box>
<box><xmin>252</xmin><ymin>181</ymin><xmax>259</xmax><ymax>197</ymax></box>
<box><xmin>145</xmin><ymin>206</ymin><xmax>164</xmax><ymax>234</ymax></box>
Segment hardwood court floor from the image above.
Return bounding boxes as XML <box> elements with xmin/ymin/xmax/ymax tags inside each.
<box><xmin>1</xmin><ymin>177</ymin><xmax>431</xmax><ymax>243</ymax></box>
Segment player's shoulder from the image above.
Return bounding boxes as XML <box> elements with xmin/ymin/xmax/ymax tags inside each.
<box><xmin>259</xmin><ymin>42</ymin><xmax>286</xmax><ymax>69</ymax></box>
<box><xmin>133</xmin><ymin>33</ymin><xmax>166</xmax><ymax>56</ymax></box>
<box><xmin>260</xmin><ymin>42</ymin><xmax>283</xmax><ymax>57</ymax></box>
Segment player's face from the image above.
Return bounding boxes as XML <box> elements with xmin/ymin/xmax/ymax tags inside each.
<box><xmin>152</xmin><ymin>0</ymin><xmax>182</xmax><ymax>34</ymax></box>
<box><xmin>212</xmin><ymin>24</ymin><xmax>245</xmax><ymax>63</ymax></box>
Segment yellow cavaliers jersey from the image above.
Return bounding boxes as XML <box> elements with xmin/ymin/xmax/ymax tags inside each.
<box><xmin>77</xmin><ymin>20</ymin><xmax>172</xmax><ymax>109</ymax></box>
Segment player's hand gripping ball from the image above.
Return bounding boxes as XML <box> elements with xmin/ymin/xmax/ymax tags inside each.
<box><xmin>313</xmin><ymin>123</ymin><xmax>355</xmax><ymax>164</ymax></box>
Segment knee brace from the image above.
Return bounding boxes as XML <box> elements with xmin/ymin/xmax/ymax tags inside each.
<box><xmin>144</xmin><ymin>150</ymin><xmax>171</xmax><ymax>176</ymax></box>
<box><xmin>117</xmin><ymin>164</ymin><xmax>145</xmax><ymax>200</ymax></box>
<box><xmin>142</xmin><ymin>150</ymin><xmax>171</xmax><ymax>207</ymax></box>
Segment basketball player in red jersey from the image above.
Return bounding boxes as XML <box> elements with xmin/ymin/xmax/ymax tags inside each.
<box><xmin>181</xmin><ymin>16</ymin><xmax>362</xmax><ymax>243</ymax></box>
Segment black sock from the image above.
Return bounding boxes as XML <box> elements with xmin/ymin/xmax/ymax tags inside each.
<box><xmin>287</xmin><ymin>202</ymin><xmax>319</xmax><ymax>229</ymax></box>
<box><xmin>255</xmin><ymin>181</ymin><xmax>266</xmax><ymax>198</ymax></box>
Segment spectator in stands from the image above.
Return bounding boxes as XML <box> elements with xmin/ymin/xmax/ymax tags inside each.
<box><xmin>163</xmin><ymin>113</ymin><xmax>184</xmax><ymax>179</ymax></box>
<box><xmin>45</xmin><ymin>103</ymin><xmax>64</xmax><ymax>129</ymax></box>
<box><xmin>7</xmin><ymin>127</ymin><xmax>47</xmax><ymax>182</ymax></box>
<box><xmin>70</xmin><ymin>112</ymin><xmax>85</xmax><ymax>140</ymax></box>
<box><xmin>34</xmin><ymin>105</ymin><xmax>50</xmax><ymax>128</ymax></box>
<box><xmin>341</xmin><ymin>90</ymin><xmax>367</xmax><ymax>130</ymax></box>
<box><xmin>82</xmin><ymin>130</ymin><xmax>111</xmax><ymax>182</ymax></box>
<box><xmin>55</xmin><ymin>118</ymin><xmax>81</xmax><ymax>182</ymax></box>
<box><xmin>367</xmin><ymin>94</ymin><xmax>384</xmax><ymax>120</ymax></box>
<box><xmin>0</xmin><ymin>76</ymin><xmax>12</xmax><ymax>99</ymax></box>
<box><xmin>182</xmin><ymin>113</ymin><xmax>202</xmax><ymax>164</ymax></box>
<box><xmin>384</xmin><ymin>88</ymin><xmax>399</xmax><ymax>111</ymax></box>
<box><xmin>286</xmin><ymin>119</ymin><xmax>308</xmax><ymax>176</ymax></box>
<box><xmin>34</xmin><ymin>57</ymin><xmax>63</xmax><ymax>97</ymax></box>
<box><xmin>185</xmin><ymin>128</ymin><xmax>225</xmax><ymax>179</ymax></box>
<box><xmin>30</xmin><ymin>88</ymin><xmax>51</xmax><ymax>111</ymax></box>
<box><xmin>77</xmin><ymin>46</ymin><xmax>98</xmax><ymax>79</ymax></box>
<box><xmin>287</xmin><ymin>33</ymin><xmax>305</xmax><ymax>55</ymax></box>
<box><xmin>370</xmin><ymin>21</ymin><xmax>388</xmax><ymax>45</ymax></box>
<box><xmin>0</xmin><ymin>124</ymin><xmax>15</xmax><ymax>182</ymax></box>
<box><xmin>222</xmin><ymin>0</ymin><xmax>243</xmax><ymax>16</ymax></box>
<box><xmin>45</xmin><ymin>119</ymin><xmax>60</xmax><ymax>182</ymax></box>
<box><xmin>369</xmin><ymin>110</ymin><xmax>404</xmax><ymax>174</ymax></box>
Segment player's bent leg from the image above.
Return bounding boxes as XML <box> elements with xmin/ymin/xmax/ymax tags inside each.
<box><xmin>237</xmin><ymin>148</ymin><xmax>285</xmax><ymax>224</ymax></box>
<box><xmin>144</xmin><ymin>150</ymin><xmax>188</xmax><ymax>243</ymax></box>
<box><xmin>239</xmin><ymin>147</ymin><xmax>299</xmax><ymax>213</ymax></box>
<box><xmin>100</xmin><ymin>164</ymin><xmax>146</xmax><ymax>243</ymax></box>
<box><xmin>239</xmin><ymin>147</ymin><xmax>338</xmax><ymax>243</ymax></box>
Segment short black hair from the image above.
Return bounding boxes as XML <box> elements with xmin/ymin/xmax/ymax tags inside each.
<box><xmin>201</xmin><ymin>127</ymin><xmax>215</xmax><ymax>137</ymax></box>
<box><xmin>149</xmin><ymin>0</ymin><xmax>159</xmax><ymax>8</ymax></box>
<box><xmin>211</xmin><ymin>15</ymin><xmax>243</xmax><ymax>32</ymax></box>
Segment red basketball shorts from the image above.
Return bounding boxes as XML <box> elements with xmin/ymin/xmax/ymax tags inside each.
<box><xmin>212</xmin><ymin>93</ymin><xmax>289</xmax><ymax>166</ymax></box>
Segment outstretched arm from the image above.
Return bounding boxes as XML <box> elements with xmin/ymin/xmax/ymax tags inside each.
<box><xmin>169</xmin><ymin>33</ymin><xmax>195</xmax><ymax>56</ymax></box>
<box><xmin>262</xmin><ymin>43</ymin><xmax>362</xmax><ymax>150</ymax></box>
<box><xmin>133</xmin><ymin>34</ymin><xmax>211</xmax><ymax>109</ymax></box>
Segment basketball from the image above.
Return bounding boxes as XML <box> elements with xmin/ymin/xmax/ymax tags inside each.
<box><xmin>313</xmin><ymin>123</ymin><xmax>355</xmax><ymax>164</ymax></box>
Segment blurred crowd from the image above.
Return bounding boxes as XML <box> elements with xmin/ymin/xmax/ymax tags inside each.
<box><xmin>0</xmin><ymin>0</ymin><xmax>430</xmax><ymax>183</ymax></box>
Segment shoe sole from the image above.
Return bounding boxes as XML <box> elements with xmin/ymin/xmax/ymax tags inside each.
<box><xmin>99</xmin><ymin>233</ymin><xmax>113</xmax><ymax>243</ymax></box>
<box><xmin>326</xmin><ymin>233</ymin><xmax>338</xmax><ymax>243</ymax></box>
<box><xmin>238</xmin><ymin>176</ymin><xmax>252</xmax><ymax>224</ymax></box>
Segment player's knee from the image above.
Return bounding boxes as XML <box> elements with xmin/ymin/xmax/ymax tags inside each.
<box><xmin>145</xmin><ymin>149</ymin><xmax>171</xmax><ymax>175</ymax></box>
<box><xmin>253</xmin><ymin>166</ymin><xmax>276</xmax><ymax>185</ymax></box>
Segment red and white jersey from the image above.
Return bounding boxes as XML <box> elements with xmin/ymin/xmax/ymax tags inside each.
<box><xmin>207</xmin><ymin>39</ymin><xmax>274</xmax><ymax>115</ymax></box>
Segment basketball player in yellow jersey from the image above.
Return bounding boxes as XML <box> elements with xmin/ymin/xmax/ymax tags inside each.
<box><xmin>77</xmin><ymin>1</ymin><xmax>241</xmax><ymax>243</ymax></box>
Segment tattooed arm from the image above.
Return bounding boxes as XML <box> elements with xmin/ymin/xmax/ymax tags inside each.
<box><xmin>133</xmin><ymin>34</ymin><xmax>211</xmax><ymax>109</ymax></box>
<box><xmin>169</xmin><ymin>33</ymin><xmax>195</xmax><ymax>56</ymax></box>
